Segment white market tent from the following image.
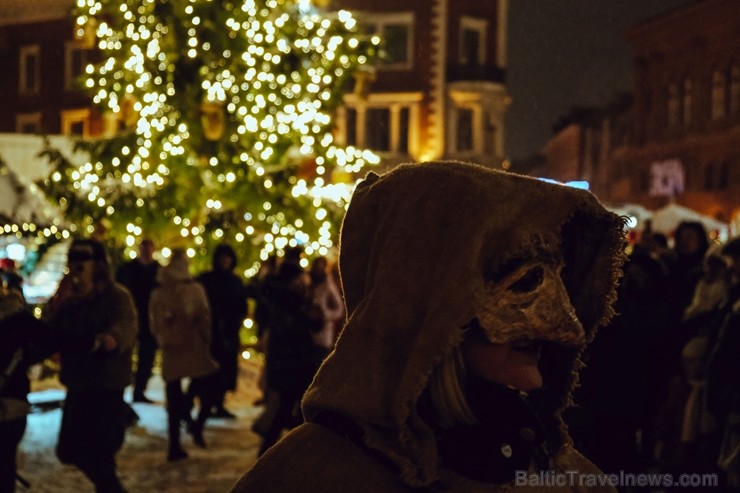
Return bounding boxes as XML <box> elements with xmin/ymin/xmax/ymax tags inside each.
<box><xmin>0</xmin><ymin>133</ymin><xmax>86</xmax><ymax>225</ymax></box>
<box><xmin>0</xmin><ymin>133</ymin><xmax>87</xmax><ymax>303</ymax></box>
<box><xmin>604</xmin><ymin>201</ymin><xmax>733</xmax><ymax>243</ymax></box>
<box><xmin>650</xmin><ymin>203</ymin><xmax>729</xmax><ymax>237</ymax></box>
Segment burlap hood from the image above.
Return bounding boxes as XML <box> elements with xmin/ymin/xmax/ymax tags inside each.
<box><xmin>302</xmin><ymin>161</ymin><xmax>625</xmax><ymax>487</ymax></box>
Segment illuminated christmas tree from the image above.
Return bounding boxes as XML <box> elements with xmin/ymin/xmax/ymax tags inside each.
<box><xmin>39</xmin><ymin>0</ymin><xmax>379</xmax><ymax>275</ymax></box>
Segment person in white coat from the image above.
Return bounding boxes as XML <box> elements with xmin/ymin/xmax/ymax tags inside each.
<box><xmin>149</xmin><ymin>249</ymin><xmax>218</xmax><ymax>461</ymax></box>
<box><xmin>307</xmin><ymin>256</ymin><xmax>344</xmax><ymax>353</ymax></box>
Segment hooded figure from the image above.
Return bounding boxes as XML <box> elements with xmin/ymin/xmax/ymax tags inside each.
<box><xmin>197</xmin><ymin>243</ymin><xmax>247</xmax><ymax>417</ymax></box>
<box><xmin>232</xmin><ymin>162</ymin><xmax>625</xmax><ymax>492</ymax></box>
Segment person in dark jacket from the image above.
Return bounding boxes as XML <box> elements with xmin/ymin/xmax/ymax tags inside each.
<box><xmin>44</xmin><ymin>239</ymin><xmax>138</xmax><ymax>493</ymax></box>
<box><xmin>255</xmin><ymin>246</ymin><xmax>322</xmax><ymax>456</ymax></box>
<box><xmin>704</xmin><ymin>237</ymin><xmax>740</xmax><ymax>487</ymax></box>
<box><xmin>197</xmin><ymin>244</ymin><xmax>247</xmax><ymax>418</ymax></box>
<box><xmin>116</xmin><ymin>238</ymin><xmax>161</xmax><ymax>403</ymax></box>
<box><xmin>662</xmin><ymin>222</ymin><xmax>710</xmax><ymax>374</ymax></box>
<box><xmin>0</xmin><ymin>287</ymin><xmax>97</xmax><ymax>493</ymax></box>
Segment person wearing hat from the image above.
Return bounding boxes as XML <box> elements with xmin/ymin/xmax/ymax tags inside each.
<box><xmin>231</xmin><ymin>161</ymin><xmax>625</xmax><ymax>492</ymax></box>
<box><xmin>44</xmin><ymin>238</ymin><xmax>137</xmax><ymax>493</ymax></box>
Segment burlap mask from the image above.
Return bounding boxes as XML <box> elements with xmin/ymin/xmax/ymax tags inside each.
<box><xmin>476</xmin><ymin>255</ymin><xmax>585</xmax><ymax>347</ymax></box>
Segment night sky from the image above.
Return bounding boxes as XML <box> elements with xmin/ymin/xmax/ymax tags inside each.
<box><xmin>505</xmin><ymin>0</ymin><xmax>693</xmax><ymax>161</ymax></box>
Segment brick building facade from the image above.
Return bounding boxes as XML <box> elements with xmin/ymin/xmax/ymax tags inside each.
<box><xmin>608</xmin><ymin>0</ymin><xmax>740</xmax><ymax>225</ymax></box>
<box><xmin>327</xmin><ymin>0</ymin><xmax>510</xmax><ymax>168</ymax></box>
<box><xmin>0</xmin><ymin>0</ymin><xmax>98</xmax><ymax>137</ymax></box>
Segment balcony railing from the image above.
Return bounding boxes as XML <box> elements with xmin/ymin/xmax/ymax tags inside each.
<box><xmin>446</xmin><ymin>64</ymin><xmax>506</xmax><ymax>84</ymax></box>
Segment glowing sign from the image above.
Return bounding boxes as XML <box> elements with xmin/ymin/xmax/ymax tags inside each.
<box><xmin>649</xmin><ymin>159</ymin><xmax>684</xmax><ymax>197</ymax></box>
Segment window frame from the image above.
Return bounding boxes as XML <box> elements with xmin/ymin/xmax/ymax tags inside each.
<box><xmin>340</xmin><ymin>92</ymin><xmax>422</xmax><ymax>157</ymax></box>
<box><xmin>730</xmin><ymin>64</ymin><xmax>740</xmax><ymax>117</ymax></box>
<box><xmin>459</xmin><ymin>16</ymin><xmax>488</xmax><ymax>66</ymax></box>
<box><xmin>65</xmin><ymin>41</ymin><xmax>91</xmax><ymax>91</ymax></box>
<box><xmin>19</xmin><ymin>44</ymin><xmax>41</xmax><ymax>95</ymax></box>
<box><xmin>448</xmin><ymin>90</ymin><xmax>485</xmax><ymax>157</ymax></box>
<box><xmin>711</xmin><ymin>68</ymin><xmax>727</xmax><ymax>121</ymax></box>
<box><xmin>15</xmin><ymin>112</ymin><xmax>42</xmax><ymax>134</ymax></box>
<box><xmin>360</xmin><ymin>12</ymin><xmax>415</xmax><ymax>71</ymax></box>
<box><xmin>61</xmin><ymin>108</ymin><xmax>91</xmax><ymax>137</ymax></box>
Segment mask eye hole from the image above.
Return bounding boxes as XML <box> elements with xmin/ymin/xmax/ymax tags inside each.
<box><xmin>509</xmin><ymin>266</ymin><xmax>544</xmax><ymax>293</ymax></box>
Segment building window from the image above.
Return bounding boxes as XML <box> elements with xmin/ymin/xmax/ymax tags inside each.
<box><xmin>484</xmin><ymin>111</ymin><xmax>497</xmax><ymax>155</ymax></box>
<box><xmin>15</xmin><ymin>113</ymin><xmax>42</xmax><ymax>133</ymax></box>
<box><xmin>65</xmin><ymin>42</ymin><xmax>90</xmax><ymax>91</ymax></box>
<box><xmin>704</xmin><ymin>163</ymin><xmax>715</xmax><ymax>190</ymax></box>
<box><xmin>361</xmin><ymin>12</ymin><xmax>414</xmax><ymax>70</ymax></box>
<box><xmin>61</xmin><ymin>109</ymin><xmax>91</xmax><ymax>137</ymax></box>
<box><xmin>365</xmin><ymin>108</ymin><xmax>391</xmax><ymax>151</ymax></box>
<box><xmin>345</xmin><ymin>109</ymin><xmax>357</xmax><ymax>148</ymax></box>
<box><xmin>459</xmin><ymin>16</ymin><xmax>488</xmax><ymax>66</ymax></box>
<box><xmin>718</xmin><ymin>161</ymin><xmax>730</xmax><ymax>189</ymax></box>
<box><xmin>731</xmin><ymin>64</ymin><xmax>740</xmax><ymax>117</ymax></box>
<box><xmin>711</xmin><ymin>69</ymin><xmax>726</xmax><ymax>120</ymax></box>
<box><xmin>682</xmin><ymin>78</ymin><xmax>692</xmax><ymax>127</ymax></box>
<box><xmin>341</xmin><ymin>94</ymin><xmax>420</xmax><ymax>156</ymax></box>
<box><xmin>19</xmin><ymin>45</ymin><xmax>41</xmax><ymax>95</ymax></box>
<box><xmin>667</xmin><ymin>83</ymin><xmax>679</xmax><ymax>127</ymax></box>
<box><xmin>456</xmin><ymin>108</ymin><xmax>474</xmax><ymax>152</ymax></box>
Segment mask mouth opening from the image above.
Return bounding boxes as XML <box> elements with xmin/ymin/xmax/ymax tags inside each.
<box><xmin>509</xmin><ymin>339</ymin><xmax>545</xmax><ymax>356</ymax></box>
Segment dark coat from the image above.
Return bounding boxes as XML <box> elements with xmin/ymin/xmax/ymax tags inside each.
<box><xmin>197</xmin><ymin>269</ymin><xmax>246</xmax><ymax>390</ymax></box>
<box><xmin>706</xmin><ymin>283</ymin><xmax>740</xmax><ymax>419</ymax></box>
<box><xmin>115</xmin><ymin>259</ymin><xmax>160</xmax><ymax>337</ymax></box>
<box><xmin>262</xmin><ymin>264</ymin><xmax>322</xmax><ymax>394</ymax></box>
<box><xmin>46</xmin><ymin>283</ymin><xmax>138</xmax><ymax>391</ymax></box>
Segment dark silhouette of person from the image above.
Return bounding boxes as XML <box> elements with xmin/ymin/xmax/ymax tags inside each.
<box><xmin>197</xmin><ymin>244</ymin><xmax>247</xmax><ymax>418</ymax></box>
<box><xmin>0</xmin><ymin>259</ymin><xmax>24</xmax><ymax>297</ymax></box>
<box><xmin>569</xmin><ymin>244</ymin><xmax>670</xmax><ymax>474</ymax></box>
<box><xmin>255</xmin><ymin>246</ymin><xmax>322</xmax><ymax>456</ymax></box>
<box><xmin>116</xmin><ymin>238</ymin><xmax>161</xmax><ymax>403</ymax></box>
<box><xmin>44</xmin><ymin>238</ymin><xmax>138</xmax><ymax>493</ymax></box>
<box><xmin>1</xmin><ymin>287</ymin><xmax>96</xmax><ymax>493</ymax></box>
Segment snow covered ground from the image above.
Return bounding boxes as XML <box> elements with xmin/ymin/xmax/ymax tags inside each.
<box><xmin>17</xmin><ymin>359</ymin><xmax>265</xmax><ymax>493</ymax></box>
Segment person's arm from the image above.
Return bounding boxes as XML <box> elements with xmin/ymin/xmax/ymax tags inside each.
<box><xmin>115</xmin><ymin>261</ymin><xmax>130</xmax><ymax>285</ymax></box>
<box><xmin>148</xmin><ymin>289</ymin><xmax>165</xmax><ymax>343</ymax></box>
<box><xmin>4</xmin><ymin>310</ymin><xmax>96</xmax><ymax>362</ymax></box>
<box><xmin>194</xmin><ymin>284</ymin><xmax>213</xmax><ymax>346</ymax></box>
<box><xmin>99</xmin><ymin>286</ymin><xmax>139</xmax><ymax>352</ymax></box>
<box><xmin>324</xmin><ymin>281</ymin><xmax>345</xmax><ymax>323</ymax></box>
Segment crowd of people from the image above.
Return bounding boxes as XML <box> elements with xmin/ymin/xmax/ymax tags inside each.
<box><xmin>569</xmin><ymin>220</ymin><xmax>740</xmax><ymax>489</ymax></box>
<box><xmin>0</xmin><ymin>235</ymin><xmax>343</xmax><ymax>492</ymax></box>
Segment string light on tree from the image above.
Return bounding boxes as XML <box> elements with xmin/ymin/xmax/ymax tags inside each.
<box><xmin>39</xmin><ymin>0</ymin><xmax>379</xmax><ymax>273</ymax></box>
